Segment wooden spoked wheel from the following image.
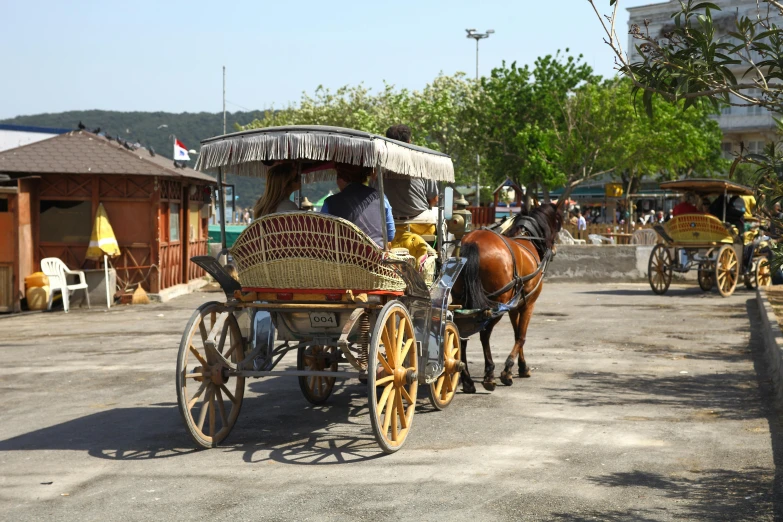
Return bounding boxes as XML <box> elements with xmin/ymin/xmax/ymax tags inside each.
<box><xmin>756</xmin><ymin>258</ymin><xmax>772</xmax><ymax>289</ymax></box>
<box><xmin>698</xmin><ymin>261</ymin><xmax>715</xmax><ymax>292</ymax></box>
<box><xmin>368</xmin><ymin>301</ymin><xmax>418</xmax><ymax>454</ymax></box>
<box><xmin>176</xmin><ymin>302</ymin><xmax>246</xmax><ymax>449</ymax></box>
<box><xmin>648</xmin><ymin>245</ymin><xmax>672</xmax><ymax>295</ymax></box>
<box><xmin>429</xmin><ymin>321</ymin><xmax>461</xmax><ymax>410</ymax></box>
<box><xmin>297</xmin><ymin>345</ymin><xmax>339</xmax><ymax>405</ymax></box>
<box><xmin>715</xmin><ymin>244</ymin><xmax>739</xmax><ymax>297</ymax></box>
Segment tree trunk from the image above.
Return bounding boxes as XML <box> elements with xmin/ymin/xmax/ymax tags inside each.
<box><xmin>542</xmin><ymin>185</ymin><xmax>550</xmax><ymax>204</ymax></box>
<box><xmin>525</xmin><ymin>181</ymin><xmax>538</xmax><ymax>209</ymax></box>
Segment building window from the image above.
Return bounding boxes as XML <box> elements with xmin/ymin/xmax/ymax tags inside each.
<box><xmin>746</xmin><ymin>89</ymin><xmax>764</xmax><ymax>115</ymax></box>
<box><xmin>721</xmin><ymin>105</ymin><xmax>731</xmax><ymax>115</ymax></box>
<box><xmin>169</xmin><ymin>203</ymin><xmax>180</xmax><ymax>242</ymax></box>
<box><xmin>0</xmin><ymin>198</ymin><xmax>8</xmax><ymax>212</ymax></box>
<box><xmin>40</xmin><ymin>200</ymin><xmax>92</xmax><ymax>243</ymax></box>
<box><xmin>721</xmin><ymin>142</ymin><xmax>734</xmax><ymax>159</ymax></box>
<box><xmin>747</xmin><ymin>141</ymin><xmax>766</xmax><ymax>155</ymax></box>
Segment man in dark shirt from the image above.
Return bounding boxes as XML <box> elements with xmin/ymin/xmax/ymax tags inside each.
<box><xmin>382</xmin><ymin>124</ymin><xmax>439</xmax><ymax>222</ymax></box>
<box><xmin>321</xmin><ymin>164</ymin><xmax>395</xmax><ymax>248</ymax></box>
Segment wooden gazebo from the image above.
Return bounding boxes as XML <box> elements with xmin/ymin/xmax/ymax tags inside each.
<box><xmin>0</xmin><ymin>130</ymin><xmax>215</xmax><ymax>311</ymax></box>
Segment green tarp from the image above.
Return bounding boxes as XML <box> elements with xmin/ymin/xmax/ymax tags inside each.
<box><xmin>208</xmin><ymin>224</ymin><xmax>247</xmax><ymax>248</ymax></box>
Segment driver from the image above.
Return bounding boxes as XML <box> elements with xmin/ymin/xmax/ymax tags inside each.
<box><xmin>382</xmin><ymin>124</ymin><xmax>439</xmax><ymax>235</ymax></box>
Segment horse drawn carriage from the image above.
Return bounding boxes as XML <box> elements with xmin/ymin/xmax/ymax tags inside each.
<box><xmin>648</xmin><ymin>179</ymin><xmax>771</xmax><ymax>297</ymax></box>
<box><xmin>176</xmin><ymin>126</ymin><xmax>467</xmax><ymax>453</ymax></box>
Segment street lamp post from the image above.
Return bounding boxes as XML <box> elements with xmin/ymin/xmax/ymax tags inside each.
<box><xmin>466</xmin><ymin>29</ymin><xmax>494</xmax><ymax>206</ymax></box>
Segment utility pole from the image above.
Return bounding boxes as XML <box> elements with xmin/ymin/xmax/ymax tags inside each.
<box><xmin>222</xmin><ymin>66</ymin><xmax>227</xmax><ymax>135</ymax></box>
<box><xmin>466</xmin><ymin>29</ymin><xmax>494</xmax><ymax>206</ymax></box>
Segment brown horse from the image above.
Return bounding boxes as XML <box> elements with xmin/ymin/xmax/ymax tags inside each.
<box><xmin>452</xmin><ymin>203</ymin><xmax>562</xmax><ymax>393</ymax></box>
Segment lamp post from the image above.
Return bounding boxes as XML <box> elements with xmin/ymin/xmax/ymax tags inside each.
<box><xmin>466</xmin><ymin>28</ymin><xmax>494</xmax><ymax>206</ymax></box>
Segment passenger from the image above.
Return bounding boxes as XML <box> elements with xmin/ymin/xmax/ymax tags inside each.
<box><xmin>672</xmin><ymin>191</ymin><xmax>705</xmax><ymax>216</ymax></box>
<box><xmin>382</xmin><ymin>124</ymin><xmax>439</xmax><ymax>225</ymax></box>
<box><xmin>321</xmin><ymin>164</ymin><xmax>396</xmax><ymax>248</ymax></box>
<box><xmin>252</xmin><ymin>163</ymin><xmax>301</xmax><ymax>218</ymax></box>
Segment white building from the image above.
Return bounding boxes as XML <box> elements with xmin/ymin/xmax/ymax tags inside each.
<box><xmin>627</xmin><ymin>0</ymin><xmax>780</xmax><ymax>159</ymax></box>
<box><xmin>0</xmin><ymin>124</ymin><xmax>70</xmax><ymax>153</ymax></box>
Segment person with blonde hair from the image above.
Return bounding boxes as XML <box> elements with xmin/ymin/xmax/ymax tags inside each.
<box><xmin>252</xmin><ymin>163</ymin><xmax>301</xmax><ymax>218</ymax></box>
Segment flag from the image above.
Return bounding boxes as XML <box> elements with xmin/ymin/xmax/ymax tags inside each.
<box><xmin>174</xmin><ymin>139</ymin><xmax>190</xmax><ymax>161</ymax></box>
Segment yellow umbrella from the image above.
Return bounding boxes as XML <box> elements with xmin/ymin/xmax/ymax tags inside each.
<box><xmin>86</xmin><ymin>203</ymin><xmax>120</xmax><ymax>308</ymax></box>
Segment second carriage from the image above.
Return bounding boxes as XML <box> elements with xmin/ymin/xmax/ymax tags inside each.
<box><xmin>176</xmin><ymin>126</ymin><xmax>468</xmax><ymax>453</ymax></box>
<box><xmin>647</xmin><ymin>179</ymin><xmax>771</xmax><ymax>297</ymax></box>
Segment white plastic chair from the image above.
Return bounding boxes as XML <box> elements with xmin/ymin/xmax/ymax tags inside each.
<box><xmin>41</xmin><ymin>257</ymin><xmax>91</xmax><ymax>313</ymax></box>
<box><xmin>557</xmin><ymin>229</ymin><xmax>586</xmax><ymax>245</ymax></box>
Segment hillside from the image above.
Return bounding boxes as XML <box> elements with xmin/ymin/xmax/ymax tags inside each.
<box><xmin>0</xmin><ymin>110</ymin><xmax>282</xmax><ymax>207</ymax></box>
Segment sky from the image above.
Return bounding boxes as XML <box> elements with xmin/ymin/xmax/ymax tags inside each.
<box><xmin>0</xmin><ymin>0</ymin><xmax>657</xmax><ymax>120</ymax></box>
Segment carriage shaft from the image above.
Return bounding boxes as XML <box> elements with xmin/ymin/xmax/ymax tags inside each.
<box><xmin>234</xmin><ymin>370</ymin><xmax>362</xmax><ymax>379</ymax></box>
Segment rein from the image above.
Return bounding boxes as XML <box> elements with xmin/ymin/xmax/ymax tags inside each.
<box><xmin>482</xmin><ymin>228</ymin><xmax>553</xmax><ymax>307</ymax></box>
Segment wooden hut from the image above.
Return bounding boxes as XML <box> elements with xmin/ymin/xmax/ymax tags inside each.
<box><xmin>0</xmin><ymin>131</ymin><xmax>215</xmax><ymax>311</ymax></box>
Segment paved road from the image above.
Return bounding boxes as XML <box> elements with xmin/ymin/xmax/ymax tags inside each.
<box><xmin>0</xmin><ymin>282</ymin><xmax>779</xmax><ymax>521</ymax></box>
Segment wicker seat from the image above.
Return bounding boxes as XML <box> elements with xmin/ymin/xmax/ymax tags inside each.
<box><xmin>231</xmin><ymin>212</ymin><xmax>406</xmax><ymax>292</ymax></box>
<box><xmin>664</xmin><ymin>213</ymin><xmax>733</xmax><ymax>244</ymax></box>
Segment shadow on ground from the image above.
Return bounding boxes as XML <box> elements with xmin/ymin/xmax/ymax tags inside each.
<box><xmin>0</xmin><ymin>378</ymin><xmax>445</xmax><ymax>465</ymax></box>
<box><xmin>549</xmin><ymin>298</ymin><xmax>783</xmax><ymax>521</ymax></box>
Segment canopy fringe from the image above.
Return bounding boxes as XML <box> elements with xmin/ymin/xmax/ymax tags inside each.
<box><xmin>196</xmin><ymin>130</ymin><xmax>454</xmax><ymax>182</ymax></box>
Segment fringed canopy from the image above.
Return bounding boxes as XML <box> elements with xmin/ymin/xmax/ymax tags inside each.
<box><xmin>195</xmin><ymin>125</ymin><xmax>455</xmax><ymax>182</ymax></box>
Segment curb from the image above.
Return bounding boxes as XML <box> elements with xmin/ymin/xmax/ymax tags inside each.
<box><xmin>756</xmin><ymin>288</ymin><xmax>783</xmax><ymax>403</ymax></box>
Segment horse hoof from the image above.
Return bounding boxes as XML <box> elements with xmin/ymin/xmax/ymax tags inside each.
<box><xmin>500</xmin><ymin>371</ymin><xmax>513</xmax><ymax>386</ymax></box>
<box><xmin>462</xmin><ymin>381</ymin><xmax>476</xmax><ymax>394</ymax></box>
<box><xmin>519</xmin><ymin>369</ymin><xmax>532</xmax><ymax>378</ymax></box>
<box><xmin>482</xmin><ymin>381</ymin><xmax>496</xmax><ymax>392</ymax></box>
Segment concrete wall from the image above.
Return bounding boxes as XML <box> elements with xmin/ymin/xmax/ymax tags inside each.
<box><xmin>547</xmin><ymin>245</ymin><xmax>655</xmax><ymax>282</ymax></box>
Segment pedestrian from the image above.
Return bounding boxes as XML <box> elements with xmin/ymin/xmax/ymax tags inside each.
<box><xmin>577</xmin><ymin>210</ymin><xmax>587</xmax><ymax>238</ymax></box>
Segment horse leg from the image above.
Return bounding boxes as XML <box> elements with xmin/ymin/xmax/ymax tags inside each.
<box><xmin>460</xmin><ymin>337</ymin><xmax>476</xmax><ymax>394</ymax></box>
<box><xmin>481</xmin><ymin>318</ymin><xmax>500</xmax><ymax>391</ymax></box>
<box><xmin>500</xmin><ymin>310</ymin><xmax>523</xmax><ymax>386</ymax></box>
<box><xmin>515</xmin><ymin>304</ymin><xmax>536</xmax><ymax>378</ymax></box>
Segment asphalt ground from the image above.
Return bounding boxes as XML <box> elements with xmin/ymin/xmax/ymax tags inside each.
<box><xmin>0</xmin><ymin>282</ymin><xmax>780</xmax><ymax>521</ymax></box>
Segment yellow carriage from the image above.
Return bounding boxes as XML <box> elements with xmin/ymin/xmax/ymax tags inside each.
<box><xmin>648</xmin><ymin>179</ymin><xmax>771</xmax><ymax>297</ymax></box>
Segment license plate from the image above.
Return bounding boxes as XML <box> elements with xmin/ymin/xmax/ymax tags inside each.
<box><xmin>309</xmin><ymin>312</ymin><xmax>338</xmax><ymax>328</ymax></box>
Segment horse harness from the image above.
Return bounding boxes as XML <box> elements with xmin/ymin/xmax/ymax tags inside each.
<box><xmin>481</xmin><ymin>218</ymin><xmax>553</xmax><ymax>310</ymax></box>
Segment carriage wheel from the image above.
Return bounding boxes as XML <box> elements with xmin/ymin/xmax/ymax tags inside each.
<box><xmin>297</xmin><ymin>345</ymin><xmax>338</xmax><ymax>405</ymax></box>
<box><xmin>368</xmin><ymin>301</ymin><xmax>418</xmax><ymax>454</ymax></box>
<box><xmin>715</xmin><ymin>245</ymin><xmax>739</xmax><ymax>297</ymax></box>
<box><xmin>176</xmin><ymin>302</ymin><xmax>246</xmax><ymax>449</ymax></box>
<box><xmin>429</xmin><ymin>321</ymin><xmax>461</xmax><ymax>410</ymax></box>
<box><xmin>698</xmin><ymin>261</ymin><xmax>715</xmax><ymax>292</ymax></box>
<box><xmin>648</xmin><ymin>245</ymin><xmax>672</xmax><ymax>295</ymax></box>
<box><xmin>756</xmin><ymin>258</ymin><xmax>772</xmax><ymax>289</ymax></box>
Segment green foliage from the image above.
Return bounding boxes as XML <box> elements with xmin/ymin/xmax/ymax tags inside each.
<box><xmin>479</xmin><ymin>52</ymin><xmax>597</xmax><ymax>193</ymax></box>
<box><xmin>242</xmin><ymin>74</ymin><xmax>483</xmax><ymax>188</ymax></box>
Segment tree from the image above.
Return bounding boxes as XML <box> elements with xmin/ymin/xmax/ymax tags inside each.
<box><xmin>242</xmin><ymin>74</ymin><xmax>483</xmax><ymax>187</ymax></box>
<box><xmin>479</xmin><ymin>52</ymin><xmax>597</xmax><ymax>202</ymax></box>
<box><xmin>589</xmin><ymin>0</ymin><xmax>783</xmax><ymax>256</ymax></box>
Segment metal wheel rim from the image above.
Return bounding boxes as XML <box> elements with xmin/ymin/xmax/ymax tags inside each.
<box><xmin>298</xmin><ymin>346</ymin><xmax>338</xmax><ymax>404</ymax></box>
<box><xmin>429</xmin><ymin>322</ymin><xmax>461</xmax><ymax>410</ymax></box>
<box><xmin>368</xmin><ymin>302</ymin><xmax>418</xmax><ymax>453</ymax></box>
<box><xmin>698</xmin><ymin>262</ymin><xmax>715</xmax><ymax>291</ymax></box>
<box><xmin>176</xmin><ymin>303</ymin><xmax>245</xmax><ymax>448</ymax></box>
<box><xmin>648</xmin><ymin>245</ymin><xmax>672</xmax><ymax>294</ymax></box>
<box><xmin>716</xmin><ymin>246</ymin><xmax>739</xmax><ymax>297</ymax></box>
<box><xmin>757</xmin><ymin>259</ymin><xmax>772</xmax><ymax>288</ymax></box>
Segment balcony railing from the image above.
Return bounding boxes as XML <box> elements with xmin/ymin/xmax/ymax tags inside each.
<box><xmin>710</xmin><ymin>112</ymin><xmax>778</xmax><ymax>131</ymax></box>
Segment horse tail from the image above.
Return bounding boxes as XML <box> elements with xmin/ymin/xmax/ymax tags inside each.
<box><xmin>461</xmin><ymin>240</ymin><xmax>493</xmax><ymax>311</ymax></box>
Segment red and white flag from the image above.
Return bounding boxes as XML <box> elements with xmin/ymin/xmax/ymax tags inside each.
<box><xmin>174</xmin><ymin>139</ymin><xmax>190</xmax><ymax>161</ymax></box>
